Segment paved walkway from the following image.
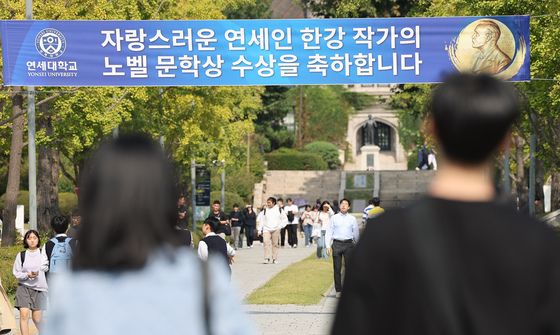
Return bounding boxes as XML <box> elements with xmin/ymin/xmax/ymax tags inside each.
<box><xmin>231</xmin><ymin>237</ymin><xmax>338</xmax><ymax>335</ymax></box>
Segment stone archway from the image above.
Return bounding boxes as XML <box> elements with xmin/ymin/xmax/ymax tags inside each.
<box><xmin>345</xmin><ymin>115</ymin><xmax>406</xmax><ymax>171</ymax></box>
<box><xmin>354</xmin><ymin>119</ymin><xmax>395</xmax><ymax>154</ymax></box>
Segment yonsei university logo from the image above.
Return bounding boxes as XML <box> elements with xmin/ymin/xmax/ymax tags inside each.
<box><xmin>35</xmin><ymin>28</ymin><xmax>66</xmax><ymax>59</ymax></box>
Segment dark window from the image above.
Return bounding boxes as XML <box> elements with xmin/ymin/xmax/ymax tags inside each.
<box><xmin>374</xmin><ymin>123</ymin><xmax>391</xmax><ymax>151</ymax></box>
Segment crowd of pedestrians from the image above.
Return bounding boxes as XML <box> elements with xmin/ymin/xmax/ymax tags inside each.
<box><xmin>4</xmin><ymin>74</ymin><xmax>560</xmax><ymax>335</ymax></box>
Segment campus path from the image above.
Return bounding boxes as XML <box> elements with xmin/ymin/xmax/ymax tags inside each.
<box><xmin>231</xmin><ymin>237</ymin><xmax>338</xmax><ymax>335</ymax></box>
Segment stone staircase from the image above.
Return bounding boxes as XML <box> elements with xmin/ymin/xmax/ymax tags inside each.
<box><xmin>253</xmin><ymin>170</ymin><xmax>341</xmax><ymax>207</ymax></box>
<box><xmin>377</xmin><ymin>171</ymin><xmax>435</xmax><ymax>209</ymax></box>
<box><xmin>253</xmin><ymin>170</ymin><xmax>436</xmax><ymax>211</ymax></box>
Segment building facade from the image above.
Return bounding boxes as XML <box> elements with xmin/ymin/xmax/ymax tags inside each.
<box><xmin>343</xmin><ymin>84</ymin><xmax>408</xmax><ymax>171</ymax></box>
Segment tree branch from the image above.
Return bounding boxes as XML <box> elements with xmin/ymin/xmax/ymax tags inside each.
<box><xmin>60</xmin><ymin>153</ymin><xmax>77</xmax><ymax>186</ymax></box>
<box><xmin>0</xmin><ymin>110</ymin><xmax>25</xmax><ymax>127</ymax></box>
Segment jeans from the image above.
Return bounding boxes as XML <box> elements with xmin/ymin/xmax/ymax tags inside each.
<box><xmin>231</xmin><ymin>226</ymin><xmax>241</xmax><ymax>249</ymax></box>
<box><xmin>316</xmin><ymin>230</ymin><xmax>327</xmax><ymax>259</ymax></box>
<box><xmin>245</xmin><ymin>226</ymin><xmax>255</xmax><ymax>246</ymax></box>
<box><xmin>303</xmin><ymin>224</ymin><xmax>313</xmax><ymax>246</ymax></box>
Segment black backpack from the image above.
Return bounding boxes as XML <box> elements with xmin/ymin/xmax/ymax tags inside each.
<box><xmin>287</xmin><ymin>211</ymin><xmax>295</xmax><ymax>223</ymax></box>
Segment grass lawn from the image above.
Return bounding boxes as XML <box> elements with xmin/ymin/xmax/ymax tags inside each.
<box><xmin>246</xmin><ymin>254</ymin><xmax>333</xmax><ymax>305</ymax></box>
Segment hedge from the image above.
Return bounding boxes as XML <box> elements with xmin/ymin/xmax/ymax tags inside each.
<box><xmin>0</xmin><ymin>191</ymin><xmax>78</xmax><ymax>217</ymax></box>
<box><xmin>209</xmin><ymin>191</ymin><xmax>246</xmax><ymax>211</ymax></box>
<box><xmin>0</xmin><ymin>244</ymin><xmax>22</xmax><ymax>301</ymax></box>
<box><xmin>266</xmin><ymin>150</ymin><xmax>328</xmax><ymax>170</ymax></box>
<box><xmin>304</xmin><ymin>141</ymin><xmax>341</xmax><ymax>170</ymax></box>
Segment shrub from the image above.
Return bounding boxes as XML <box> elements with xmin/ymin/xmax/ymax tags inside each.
<box><xmin>0</xmin><ymin>191</ymin><xmax>78</xmax><ymax>217</ymax></box>
<box><xmin>210</xmin><ymin>191</ymin><xmax>246</xmax><ymax>211</ymax></box>
<box><xmin>59</xmin><ymin>192</ymin><xmax>78</xmax><ymax>215</ymax></box>
<box><xmin>0</xmin><ymin>244</ymin><xmax>22</xmax><ymax>300</ymax></box>
<box><xmin>304</xmin><ymin>141</ymin><xmax>341</xmax><ymax>170</ymax></box>
<box><xmin>266</xmin><ymin>149</ymin><xmax>328</xmax><ymax>170</ymax></box>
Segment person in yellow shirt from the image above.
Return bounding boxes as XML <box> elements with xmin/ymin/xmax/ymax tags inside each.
<box><xmin>366</xmin><ymin>197</ymin><xmax>385</xmax><ymax>223</ymax></box>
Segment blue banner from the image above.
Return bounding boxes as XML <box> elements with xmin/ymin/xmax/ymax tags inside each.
<box><xmin>0</xmin><ymin>16</ymin><xmax>530</xmax><ymax>86</ymax></box>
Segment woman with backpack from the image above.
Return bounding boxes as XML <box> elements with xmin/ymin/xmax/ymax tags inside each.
<box><xmin>12</xmin><ymin>229</ymin><xmax>49</xmax><ymax>335</ymax></box>
<box><xmin>42</xmin><ymin>134</ymin><xmax>254</xmax><ymax>335</ymax></box>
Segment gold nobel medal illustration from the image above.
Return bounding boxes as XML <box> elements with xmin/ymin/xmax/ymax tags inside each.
<box><xmin>448</xmin><ymin>18</ymin><xmax>526</xmax><ymax>80</ymax></box>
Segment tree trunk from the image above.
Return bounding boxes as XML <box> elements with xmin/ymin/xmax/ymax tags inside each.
<box><xmin>514</xmin><ymin>135</ymin><xmax>527</xmax><ymax>210</ymax></box>
<box><xmin>552</xmin><ymin>172</ymin><xmax>560</xmax><ymax>212</ymax></box>
<box><xmin>37</xmin><ymin>101</ymin><xmax>60</xmax><ymax>232</ymax></box>
<box><xmin>1</xmin><ymin>88</ymin><xmax>25</xmax><ymax>246</ymax></box>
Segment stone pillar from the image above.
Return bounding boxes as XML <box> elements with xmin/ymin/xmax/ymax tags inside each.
<box><xmin>361</xmin><ymin>145</ymin><xmax>380</xmax><ymax>171</ymax></box>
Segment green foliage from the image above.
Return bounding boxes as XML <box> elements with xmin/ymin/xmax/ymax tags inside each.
<box><xmin>58</xmin><ymin>192</ymin><xmax>78</xmax><ymax>215</ymax></box>
<box><xmin>291</xmin><ymin>86</ymin><xmax>351</xmax><ymax>146</ymax></box>
<box><xmin>398</xmin><ymin>0</ymin><xmax>560</xmax><ymax>173</ymax></box>
<box><xmin>223</xmin><ymin>0</ymin><xmax>272</xmax><ymax>19</ymax></box>
<box><xmin>0</xmin><ymin>191</ymin><xmax>77</xmax><ymax>216</ymax></box>
<box><xmin>210</xmin><ymin>191</ymin><xmax>245</xmax><ymax>210</ymax></box>
<box><xmin>266</xmin><ymin>149</ymin><xmax>328</xmax><ymax>170</ymax></box>
<box><xmin>255</xmin><ymin>86</ymin><xmax>294</xmax><ymax>152</ymax></box>
<box><xmin>225</xmin><ymin>169</ymin><xmax>258</xmax><ymax>202</ymax></box>
<box><xmin>304</xmin><ymin>141</ymin><xmax>341</xmax><ymax>169</ymax></box>
<box><xmin>391</xmin><ymin>84</ymin><xmax>433</xmax><ymax>151</ymax></box>
<box><xmin>0</xmin><ymin>244</ymin><xmax>21</xmax><ymax>299</ymax></box>
<box><xmin>308</xmin><ymin>0</ymin><xmax>419</xmax><ymax>18</ymax></box>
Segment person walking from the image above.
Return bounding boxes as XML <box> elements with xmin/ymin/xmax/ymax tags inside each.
<box><xmin>42</xmin><ymin>134</ymin><xmax>254</xmax><ymax>335</ymax></box>
<box><xmin>325</xmin><ymin>199</ymin><xmax>359</xmax><ymax>298</ymax></box>
<box><xmin>285</xmin><ymin>198</ymin><xmax>299</xmax><ymax>248</ymax></box>
<box><xmin>45</xmin><ymin>216</ymin><xmax>78</xmax><ymax>275</ymax></box>
<box><xmin>316</xmin><ymin>201</ymin><xmax>334</xmax><ymax>259</ymax></box>
<box><xmin>198</xmin><ymin>217</ymin><xmax>236</xmax><ymax>277</ymax></box>
<box><xmin>365</xmin><ymin>197</ymin><xmax>385</xmax><ymax>225</ymax></box>
<box><xmin>243</xmin><ymin>205</ymin><xmax>257</xmax><ymax>248</ymax></box>
<box><xmin>300</xmin><ymin>205</ymin><xmax>316</xmax><ymax>247</ymax></box>
<box><xmin>277</xmin><ymin>198</ymin><xmax>288</xmax><ymax>247</ymax></box>
<box><xmin>12</xmin><ymin>230</ymin><xmax>49</xmax><ymax>335</ymax></box>
<box><xmin>332</xmin><ymin>74</ymin><xmax>560</xmax><ymax>335</ymax></box>
<box><xmin>229</xmin><ymin>204</ymin><xmax>244</xmax><ymax>250</ymax></box>
<box><xmin>207</xmin><ymin>200</ymin><xmax>231</xmax><ymax>239</ymax></box>
<box><xmin>257</xmin><ymin>197</ymin><xmax>287</xmax><ymax>264</ymax></box>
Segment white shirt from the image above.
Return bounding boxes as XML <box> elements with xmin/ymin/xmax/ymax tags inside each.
<box><xmin>256</xmin><ymin>205</ymin><xmax>287</xmax><ymax>232</ymax></box>
<box><xmin>324</xmin><ymin>212</ymin><xmax>360</xmax><ymax>249</ymax></box>
<box><xmin>316</xmin><ymin>208</ymin><xmax>334</xmax><ymax>231</ymax></box>
<box><xmin>428</xmin><ymin>153</ymin><xmax>438</xmax><ymax>170</ymax></box>
<box><xmin>362</xmin><ymin>205</ymin><xmax>373</xmax><ymax>221</ymax></box>
<box><xmin>197</xmin><ymin>232</ymin><xmax>235</xmax><ymax>261</ymax></box>
<box><xmin>285</xmin><ymin>204</ymin><xmax>299</xmax><ymax>225</ymax></box>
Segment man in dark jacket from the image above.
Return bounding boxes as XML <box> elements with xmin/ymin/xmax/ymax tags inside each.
<box><xmin>206</xmin><ymin>200</ymin><xmax>230</xmax><ymax>237</ymax></box>
<box><xmin>332</xmin><ymin>74</ymin><xmax>560</xmax><ymax>335</ymax></box>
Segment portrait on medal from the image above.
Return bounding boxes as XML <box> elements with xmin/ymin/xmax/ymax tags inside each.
<box><xmin>448</xmin><ymin>18</ymin><xmax>526</xmax><ymax>80</ymax></box>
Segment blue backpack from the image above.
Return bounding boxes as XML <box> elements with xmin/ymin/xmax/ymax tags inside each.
<box><xmin>49</xmin><ymin>237</ymin><xmax>73</xmax><ymax>273</ymax></box>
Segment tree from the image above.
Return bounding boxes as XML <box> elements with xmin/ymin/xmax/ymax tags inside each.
<box><xmin>308</xmin><ymin>0</ymin><xmax>419</xmax><ymax>18</ymax></box>
<box><xmin>254</xmin><ymin>86</ymin><xmax>294</xmax><ymax>151</ymax></box>
<box><xmin>396</xmin><ymin>0</ymin><xmax>560</xmax><ymax>210</ymax></box>
<box><xmin>223</xmin><ymin>0</ymin><xmax>272</xmax><ymax>19</ymax></box>
<box><xmin>290</xmin><ymin>85</ymin><xmax>373</xmax><ymax>148</ymax></box>
<box><xmin>0</xmin><ymin>0</ymin><xmax>267</xmax><ymax>243</ymax></box>
<box><xmin>1</xmin><ymin>89</ymin><xmax>24</xmax><ymax>246</ymax></box>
